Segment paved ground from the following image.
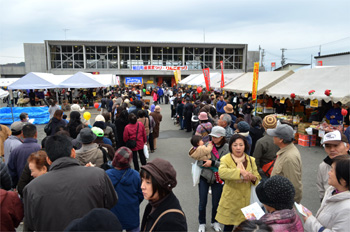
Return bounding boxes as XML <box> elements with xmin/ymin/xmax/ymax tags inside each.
<box><xmin>3</xmin><ymin>98</ymin><xmax>325</xmax><ymax>231</ymax></box>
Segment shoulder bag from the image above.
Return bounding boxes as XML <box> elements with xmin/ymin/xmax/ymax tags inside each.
<box><xmin>99</xmin><ymin>145</ymin><xmax>111</xmax><ymax>170</ymax></box>
<box><xmin>126</xmin><ymin>122</ymin><xmax>139</xmax><ymax>149</ymax></box>
<box><xmin>144</xmin><ymin>209</ymin><xmax>185</xmax><ymax>232</ymax></box>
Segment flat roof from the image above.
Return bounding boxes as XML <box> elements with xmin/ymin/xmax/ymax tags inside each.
<box><xmin>45</xmin><ymin>40</ymin><xmax>247</xmax><ymax>48</ymax></box>
<box><xmin>314</xmin><ymin>51</ymin><xmax>350</xmax><ymax>59</ymax></box>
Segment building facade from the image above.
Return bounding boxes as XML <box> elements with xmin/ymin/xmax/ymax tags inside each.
<box><xmin>314</xmin><ymin>52</ymin><xmax>350</xmax><ymax>67</ymax></box>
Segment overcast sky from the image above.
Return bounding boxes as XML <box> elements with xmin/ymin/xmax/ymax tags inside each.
<box><xmin>0</xmin><ymin>0</ymin><xmax>349</xmax><ymax>69</ymax></box>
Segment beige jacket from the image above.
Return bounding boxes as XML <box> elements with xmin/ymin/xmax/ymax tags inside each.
<box><xmin>189</xmin><ymin>143</ymin><xmax>213</xmax><ymax>161</ymax></box>
<box><xmin>271</xmin><ymin>143</ymin><xmax>303</xmax><ymax>203</ymax></box>
<box><xmin>75</xmin><ymin>143</ymin><xmax>106</xmax><ymax>167</ymax></box>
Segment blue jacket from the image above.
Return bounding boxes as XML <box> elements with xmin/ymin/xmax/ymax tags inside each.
<box><xmin>216</xmin><ymin>100</ymin><xmax>227</xmax><ymax>114</ymax></box>
<box><xmin>325</xmin><ymin>108</ymin><xmax>343</xmax><ymax>125</ymax></box>
<box><xmin>106</xmin><ymin>168</ymin><xmax>143</xmax><ymax>230</ymax></box>
<box><xmin>157</xmin><ymin>88</ymin><xmax>164</xmax><ymax>96</ymax></box>
<box><xmin>7</xmin><ymin>138</ymin><xmax>41</xmax><ymax>186</ymax></box>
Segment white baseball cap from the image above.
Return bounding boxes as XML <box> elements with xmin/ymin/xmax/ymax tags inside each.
<box><xmin>322</xmin><ymin>130</ymin><xmax>348</xmax><ymax>145</ymax></box>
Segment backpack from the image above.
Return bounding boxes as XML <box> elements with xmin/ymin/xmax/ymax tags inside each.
<box><xmin>99</xmin><ymin>145</ymin><xmax>111</xmax><ymax>170</ymax></box>
<box><xmin>44</xmin><ymin>120</ymin><xmax>53</xmax><ymax>135</ymax></box>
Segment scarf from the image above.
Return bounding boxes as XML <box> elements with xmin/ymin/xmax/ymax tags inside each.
<box><xmin>231</xmin><ymin>153</ymin><xmax>247</xmax><ymax>183</ymax></box>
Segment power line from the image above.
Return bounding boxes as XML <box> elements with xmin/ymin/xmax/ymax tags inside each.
<box><xmin>287</xmin><ymin>36</ymin><xmax>350</xmax><ymax>51</ymax></box>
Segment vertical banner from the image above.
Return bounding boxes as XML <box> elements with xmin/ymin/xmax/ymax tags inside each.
<box><xmin>202</xmin><ymin>68</ymin><xmax>210</xmax><ymax>91</ymax></box>
<box><xmin>174</xmin><ymin>70</ymin><xmax>181</xmax><ymax>84</ymax></box>
<box><xmin>220</xmin><ymin>61</ymin><xmax>225</xmax><ymax>88</ymax></box>
<box><xmin>252</xmin><ymin>62</ymin><xmax>260</xmax><ymax>101</ymax></box>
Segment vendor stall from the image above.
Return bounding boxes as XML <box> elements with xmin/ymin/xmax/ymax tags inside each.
<box><xmin>8</xmin><ymin>72</ymin><xmax>70</xmax><ymax>90</ymax></box>
<box><xmin>210</xmin><ymin>72</ymin><xmax>244</xmax><ymax>89</ymax></box>
<box><xmin>179</xmin><ymin>74</ymin><xmax>201</xmax><ymax>85</ymax></box>
<box><xmin>58</xmin><ymin>72</ymin><xmax>112</xmax><ymax>88</ymax></box>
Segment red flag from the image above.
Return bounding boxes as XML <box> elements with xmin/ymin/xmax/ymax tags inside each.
<box><xmin>220</xmin><ymin>61</ymin><xmax>224</xmax><ymax>88</ymax></box>
<box><xmin>203</xmin><ymin>68</ymin><xmax>210</xmax><ymax>91</ymax></box>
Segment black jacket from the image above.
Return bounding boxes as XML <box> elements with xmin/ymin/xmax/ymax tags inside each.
<box><xmin>23</xmin><ymin>157</ymin><xmax>117</xmax><ymax>231</ymax></box>
<box><xmin>49</xmin><ymin>117</ymin><xmax>67</xmax><ymax>136</ymax></box>
<box><xmin>141</xmin><ymin>192</ymin><xmax>187</xmax><ymax>232</ymax></box>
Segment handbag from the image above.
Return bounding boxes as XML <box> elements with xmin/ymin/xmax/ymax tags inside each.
<box><xmin>44</xmin><ymin>119</ymin><xmax>53</xmax><ymax>135</ymax></box>
<box><xmin>99</xmin><ymin>145</ymin><xmax>111</xmax><ymax>170</ymax></box>
<box><xmin>191</xmin><ymin>160</ymin><xmax>201</xmax><ymax>187</ymax></box>
<box><xmin>126</xmin><ymin>122</ymin><xmax>139</xmax><ymax>149</ymax></box>
<box><xmin>144</xmin><ymin>209</ymin><xmax>185</xmax><ymax>232</ymax></box>
<box><xmin>261</xmin><ymin>158</ymin><xmax>276</xmax><ymax>177</ymax></box>
<box><xmin>248</xmin><ymin>156</ymin><xmax>262</xmax><ymax>206</ymax></box>
<box><xmin>144</xmin><ymin>144</ymin><xmax>149</xmax><ymax>159</ymax></box>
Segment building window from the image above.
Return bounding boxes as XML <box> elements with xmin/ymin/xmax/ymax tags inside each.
<box><xmin>215</xmin><ymin>48</ymin><xmax>243</xmax><ymax>70</ymax></box>
<box><xmin>108</xmin><ymin>46</ymin><xmax>118</xmax><ymax>69</ymax></box>
<box><xmin>119</xmin><ymin>46</ymin><xmax>129</xmax><ymax>69</ymax></box>
<box><xmin>50</xmin><ymin>45</ymin><xmax>83</xmax><ymax>69</ymax></box>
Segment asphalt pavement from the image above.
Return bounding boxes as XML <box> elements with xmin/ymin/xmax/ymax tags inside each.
<box><xmin>2</xmin><ymin>99</ymin><xmax>325</xmax><ymax>232</ymax></box>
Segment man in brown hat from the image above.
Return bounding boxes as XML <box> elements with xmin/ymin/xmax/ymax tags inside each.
<box><xmin>224</xmin><ymin>104</ymin><xmax>237</xmax><ymax>129</ymax></box>
<box><xmin>253</xmin><ymin>115</ymin><xmax>280</xmax><ymax>179</ymax></box>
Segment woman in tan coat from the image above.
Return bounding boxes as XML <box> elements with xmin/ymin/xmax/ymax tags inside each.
<box><xmin>150</xmin><ymin>105</ymin><xmax>162</xmax><ymax>150</ymax></box>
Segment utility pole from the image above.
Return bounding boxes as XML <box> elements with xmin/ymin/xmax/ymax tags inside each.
<box><xmin>203</xmin><ymin>28</ymin><xmax>205</xmax><ymax>43</ymax></box>
<box><xmin>261</xmin><ymin>49</ymin><xmax>265</xmax><ymax>68</ymax></box>
<box><xmin>63</xmin><ymin>28</ymin><xmax>70</xmax><ymax>40</ymax></box>
<box><xmin>318</xmin><ymin>45</ymin><xmax>321</xmax><ymax>56</ymax></box>
<box><xmin>281</xmin><ymin>48</ymin><xmax>287</xmax><ymax>67</ymax></box>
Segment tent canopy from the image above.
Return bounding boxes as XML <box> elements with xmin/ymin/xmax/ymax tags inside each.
<box><xmin>186</xmin><ymin>73</ymin><xmax>220</xmax><ymax>87</ymax></box>
<box><xmin>210</xmin><ymin>72</ymin><xmax>244</xmax><ymax>89</ymax></box>
<box><xmin>179</xmin><ymin>74</ymin><xmax>201</xmax><ymax>85</ymax></box>
<box><xmin>266</xmin><ymin>66</ymin><xmax>350</xmax><ymax>104</ymax></box>
<box><xmin>0</xmin><ymin>89</ymin><xmax>9</xmax><ymax>98</ymax></box>
<box><xmin>223</xmin><ymin>70</ymin><xmax>294</xmax><ymax>94</ymax></box>
<box><xmin>0</xmin><ymin>78</ymin><xmax>20</xmax><ymax>87</ymax></box>
<box><xmin>58</xmin><ymin>72</ymin><xmax>112</xmax><ymax>88</ymax></box>
<box><xmin>8</xmin><ymin>72</ymin><xmax>70</xmax><ymax>90</ymax></box>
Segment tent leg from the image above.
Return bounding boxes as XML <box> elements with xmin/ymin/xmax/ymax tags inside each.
<box><xmin>9</xmin><ymin>90</ymin><xmax>14</xmax><ymax>122</ymax></box>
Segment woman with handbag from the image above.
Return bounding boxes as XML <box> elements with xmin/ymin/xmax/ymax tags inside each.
<box><xmin>216</xmin><ymin>134</ymin><xmax>261</xmax><ymax>232</ymax></box>
<box><xmin>140</xmin><ymin>158</ymin><xmax>187</xmax><ymax>232</ymax></box>
<box><xmin>123</xmin><ymin>113</ymin><xmax>147</xmax><ymax>172</ymax></box>
<box><xmin>106</xmin><ymin>147</ymin><xmax>144</xmax><ymax>232</ymax></box>
<box><xmin>197</xmin><ymin>126</ymin><xmax>229</xmax><ymax>232</ymax></box>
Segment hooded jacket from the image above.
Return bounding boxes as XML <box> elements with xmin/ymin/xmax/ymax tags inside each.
<box><xmin>23</xmin><ymin>157</ymin><xmax>117</xmax><ymax>231</ymax></box>
<box><xmin>0</xmin><ymin>189</ymin><xmax>24</xmax><ymax>232</ymax></box>
<box><xmin>106</xmin><ymin>168</ymin><xmax>143</xmax><ymax>230</ymax></box>
<box><xmin>304</xmin><ymin>186</ymin><xmax>350</xmax><ymax>232</ymax></box>
<box><xmin>75</xmin><ymin>143</ymin><xmax>105</xmax><ymax>167</ymax></box>
<box><xmin>259</xmin><ymin>209</ymin><xmax>304</xmax><ymax>232</ymax></box>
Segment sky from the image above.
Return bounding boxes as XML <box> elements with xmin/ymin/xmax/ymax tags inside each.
<box><xmin>0</xmin><ymin>0</ymin><xmax>349</xmax><ymax>69</ymax></box>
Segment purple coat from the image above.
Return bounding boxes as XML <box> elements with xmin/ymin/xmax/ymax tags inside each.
<box><xmin>259</xmin><ymin>209</ymin><xmax>304</xmax><ymax>232</ymax></box>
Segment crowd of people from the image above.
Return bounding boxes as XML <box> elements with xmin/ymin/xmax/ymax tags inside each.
<box><xmin>0</xmin><ymin>85</ymin><xmax>350</xmax><ymax>232</ymax></box>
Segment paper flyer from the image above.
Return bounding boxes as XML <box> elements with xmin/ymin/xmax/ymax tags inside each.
<box><xmin>241</xmin><ymin>202</ymin><xmax>265</xmax><ymax>220</ymax></box>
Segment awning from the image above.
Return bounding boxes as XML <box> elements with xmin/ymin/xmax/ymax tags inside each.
<box><xmin>210</xmin><ymin>72</ymin><xmax>244</xmax><ymax>89</ymax></box>
<box><xmin>0</xmin><ymin>78</ymin><xmax>20</xmax><ymax>87</ymax></box>
<box><xmin>8</xmin><ymin>72</ymin><xmax>70</xmax><ymax>90</ymax></box>
<box><xmin>266</xmin><ymin>66</ymin><xmax>350</xmax><ymax>104</ymax></box>
<box><xmin>223</xmin><ymin>70</ymin><xmax>294</xmax><ymax>94</ymax></box>
<box><xmin>0</xmin><ymin>89</ymin><xmax>9</xmax><ymax>98</ymax></box>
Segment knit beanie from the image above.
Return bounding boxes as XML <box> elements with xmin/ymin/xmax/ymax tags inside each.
<box><xmin>262</xmin><ymin>115</ymin><xmax>277</xmax><ymax>129</ymax></box>
<box><xmin>141</xmin><ymin>158</ymin><xmax>177</xmax><ymax>191</ymax></box>
<box><xmin>95</xmin><ymin>115</ymin><xmax>106</xmax><ymax>122</ymax></box>
<box><xmin>256</xmin><ymin>175</ymin><xmax>295</xmax><ymax>210</ymax></box>
<box><xmin>112</xmin><ymin>147</ymin><xmax>133</xmax><ymax>170</ymax></box>
<box><xmin>237</xmin><ymin>121</ymin><xmax>250</xmax><ymax>132</ymax></box>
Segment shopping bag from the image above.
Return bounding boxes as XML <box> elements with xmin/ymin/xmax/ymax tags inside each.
<box><xmin>250</xmin><ymin>182</ymin><xmax>262</xmax><ymax>206</ymax></box>
<box><xmin>144</xmin><ymin>144</ymin><xmax>149</xmax><ymax>159</ymax></box>
<box><xmin>191</xmin><ymin>160</ymin><xmax>201</xmax><ymax>187</ymax></box>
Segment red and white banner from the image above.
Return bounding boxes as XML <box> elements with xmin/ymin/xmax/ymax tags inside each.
<box><xmin>220</xmin><ymin>61</ymin><xmax>225</xmax><ymax>88</ymax></box>
<box><xmin>203</xmin><ymin>68</ymin><xmax>210</xmax><ymax>91</ymax></box>
<box><xmin>132</xmin><ymin>65</ymin><xmax>188</xmax><ymax>71</ymax></box>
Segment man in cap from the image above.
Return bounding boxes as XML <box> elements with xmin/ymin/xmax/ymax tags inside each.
<box><xmin>267</xmin><ymin>124</ymin><xmax>303</xmax><ymax>203</ymax></box>
<box><xmin>19</xmin><ymin>112</ymin><xmax>29</xmax><ymax>123</ymax></box>
<box><xmin>183</xmin><ymin>97</ymin><xmax>194</xmax><ymax>132</ymax></box>
<box><xmin>317</xmin><ymin>130</ymin><xmax>349</xmax><ymax>201</ymax></box>
<box><xmin>7</xmin><ymin>123</ymin><xmax>41</xmax><ymax>187</ymax></box>
<box><xmin>4</xmin><ymin>121</ymin><xmax>25</xmax><ymax>164</ymax></box>
<box><xmin>23</xmin><ymin>134</ymin><xmax>117</xmax><ymax>231</ymax></box>
<box><xmin>253</xmin><ymin>115</ymin><xmax>280</xmax><ymax>179</ymax></box>
<box><xmin>75</xmin><ymin>127</ymin><xmax>106</xmax><ymax>167</ymax></box>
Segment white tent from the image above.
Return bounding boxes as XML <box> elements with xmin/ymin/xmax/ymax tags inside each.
<box><xmin>186</xmin><ymin>73</ymin><xmax>220</xmax><ymax>87</ymax></box>
<box><xmin>266</xmin><ymin>66</ymin><xmax>350</xmax><ymax>104</ymax></box>
<box><xmin>223</xmin><ymin>70</ymin><xmax>294</xmax><ymax>94</ymax></box>
<box><xmin>0</xmin><ymin>89</ymin><xmax>9</xmax><ymax>98</ymax></box>
<box><xmin>58</xmin><ymin>72</ymin><xmax>113</xmax><ymax>88</ymax></box>
<box><xmin>210</xmin><ymin>72</ymin><xmax>244</xmax><ymax>89</ymax></box>
<box><xmin>179</xmin><ymin>74</ymin><xmax>201</xmax><ymax>85</ymax></box>
<box><xmin>8</xmin><ymin>72</ymin><xmax>70</xmax><ymax>90</ymax></box>
<box><xmin>0</xmin><ymin>78</ymin><xmax>20</xmax><ymax>87</ymax></box>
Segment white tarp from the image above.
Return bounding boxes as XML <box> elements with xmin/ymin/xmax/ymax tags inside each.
<box><xmin>58</xmin><ymin>72</ymin><xmax>114</xmax><ymax>88</ymax></box>
<box><xmin>223</xmin><ymin>70</ymin><xmax>294</xmax><ymax>94</ymax></box>
<box><xmin>8</xmin><ymin>73</ymin><xmax>70</xmax><ymax>90</ymax></box>
<box><xmin>0</xmin><ymin>89</ymin><xmax>9</xmax><ymax>98</ymax></box>
<box><xmin>210</xmin><ymin>72</ymin><xmax>244</xmax><ymax>89</ymax></box>
<box><xmin>266</xmin><ymin>65</ymin><xmax>350</xmax><ymax>104</ymax></box>
<box><xmin>179</xmin><ymin>74</ymin><xmax>201</xmax><ymax>85</ymax></box>
<box><xmin>186</xmin><ymin>73</ymin><xmax>220</xmax><ymax>87</ymax></box>
<box><xmin>0</xmin><ymin>78</ymin><xmax>20</xmax><ymax>87</ymax></box>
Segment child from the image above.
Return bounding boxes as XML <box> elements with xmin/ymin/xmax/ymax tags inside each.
<box><xmin>189</xmin><ymin>135</ymin><xmax>212</xmax><ymax>160</ymax></box>
<box><xmin>62</xmin><ymin>114</ymin><xmax>69</xmax><ymax>123</ymax></box>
